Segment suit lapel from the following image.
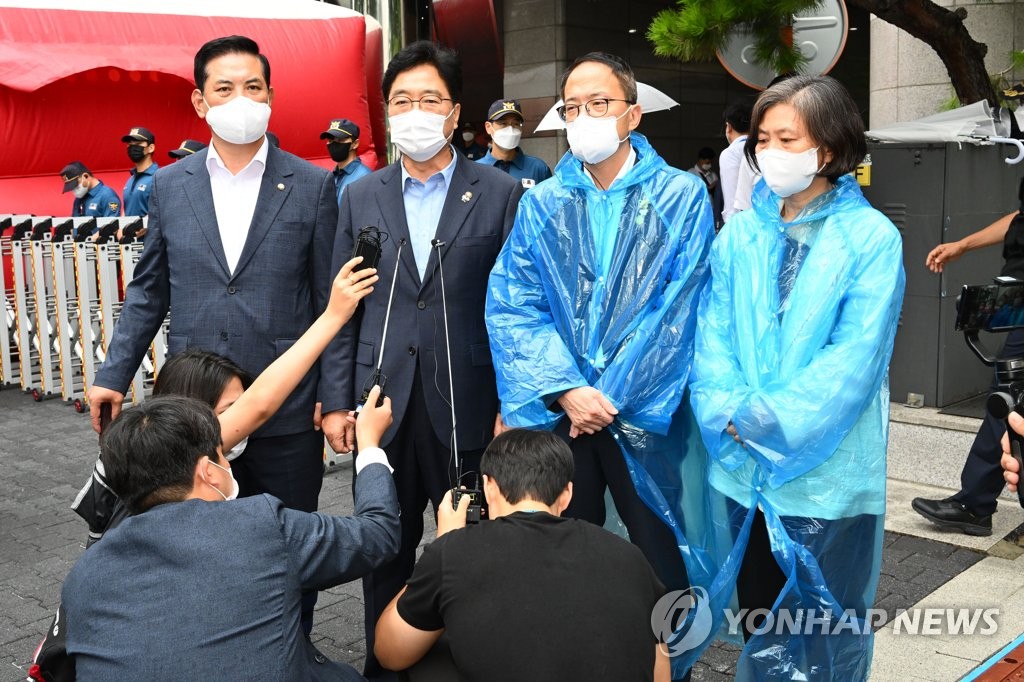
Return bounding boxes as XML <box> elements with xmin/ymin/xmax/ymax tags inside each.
<box><xmin>232</xmin><ymin>145</ymin><xmax>292</xmax><ymax>279</ymax></box>
<box><xmin>420</xmin><ymin>154</ymin><xmax>480</xmax><ymax>292</ymax></box>
<box><xmin>182</xmin><ymin>151</ymin><xmax>231</xmax><ymax>278</ymax></box>
<box><xmin>375</xmin><ymin>163</ymin><xmax>420</xmax><ymax>287</ymax></box>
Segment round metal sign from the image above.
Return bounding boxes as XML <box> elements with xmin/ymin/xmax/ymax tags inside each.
<box><xmin>716</xmin><ymin>0</ymin><xmax>849</xmax><ymax>90</ymax></box>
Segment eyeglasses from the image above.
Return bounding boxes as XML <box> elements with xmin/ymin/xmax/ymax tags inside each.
<box><xmin>557</xmin><ymin>98</ymin><xmax>634</xmax><ymax>122</ymax></box>
<box><xmin>387</xmin><ymin>95</ymin><xmax>454</xmax><ymax>113</ymax></box>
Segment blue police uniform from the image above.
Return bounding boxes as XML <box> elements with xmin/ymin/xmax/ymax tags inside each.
<box><xmin>333</xmin><ymin>158</ymin><xmax>372</xmax><ymax>205</ymax></box>
<box><xmin>477</xmin><ymin>148</ymin><xmax>552</xmax><ymax>189</ymax></box>
<box><xmin>73</xmin><ymin>181</ymin><xmax>121</xmax><ymax>217</ymax></box>
<box><xmin>122</xmin><ymin>163</ymin><xmax>159</xmax><ymax>216</ymax></box>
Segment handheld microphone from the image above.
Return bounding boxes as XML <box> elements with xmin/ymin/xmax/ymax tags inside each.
<box><xmin>352</xmin><ymin>226</ymin><xmax>386</xmax><ymax>271</ymax></box>
<box><xmin>355</xmin><ymin>237</ymin><xmax>405</xmax><ymax>413</ymax></box>
<box><xmin>432</xmin><ymin>239</ymin><xmax>483</xmax><ymax>522</ymax></box>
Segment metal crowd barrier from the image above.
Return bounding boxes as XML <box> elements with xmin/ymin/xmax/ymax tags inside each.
<box><xmin>0</xmin><ymin>214</ymin><xmax>165</xmax><ymax>412</ymax></box>
<box><xmin>0</xmin><ymin>214</ymin><xmax>345</xmax><ymax>464</ymax></box>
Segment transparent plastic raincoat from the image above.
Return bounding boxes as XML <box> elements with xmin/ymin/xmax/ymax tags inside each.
<box><xmin>689</xmin><ymin>174</ymin><xmax>906</xmax><ymax>680</ymax></box>
<box><xmin>487</xmin><ymin>133</ymin><xmax>717</xmax><ymax>676</ymax></box>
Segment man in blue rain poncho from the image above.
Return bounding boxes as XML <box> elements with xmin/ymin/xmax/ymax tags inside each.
<box><xmin>690</xmin><ymin>76</ymin><xmax>905</xmax><ymax>680</ymax></box>
<box><xmin>487</xmin><ymin>53</ymin><xmax>715</xmax><ymax>680</ymax></box>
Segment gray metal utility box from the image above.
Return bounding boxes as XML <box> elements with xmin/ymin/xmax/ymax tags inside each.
<box><xmin>862</xmin><ymin>142</ymin><xmax>1019</xmax><ymax>407</ymax></box>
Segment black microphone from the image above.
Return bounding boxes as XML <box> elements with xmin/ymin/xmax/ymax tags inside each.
<box><xmin>431</xmin><ymin>239</ymin><xmax>446</xmax><ymax>247</ymax></box>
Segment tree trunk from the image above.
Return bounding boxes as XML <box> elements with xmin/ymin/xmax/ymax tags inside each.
<box><xmin>848</xmin><ymin>0</ymin><xmax>997</xmax><ymax>106</ymax></box>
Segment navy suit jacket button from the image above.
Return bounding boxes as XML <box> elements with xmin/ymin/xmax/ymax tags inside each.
<box><xmin>220</xmin><ymin>331</ymin><xmax>229</xmax><ymax>340</ymax></box>
<box><xmin>417</xmin><ymin>300</ymin><xmax>426</xmax><ymax>310</ymax></box>
<box><xmin>408</xmin><ymin>346</ymin><xmax>417</xmax><ymax>356</ymax></box>
<box><xmin>228</xmin><ymin>286</ymin><xmax>236</xmax><ymax>294</ymax></box>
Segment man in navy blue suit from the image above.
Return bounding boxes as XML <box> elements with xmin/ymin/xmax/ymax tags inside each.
<box><xmin>62</xmin><ymin>393</ymin><xmax>399</xmax><ymax>682</ymax></box>
<box><xmin>320</xmin><ymin>41</ymin><xmax>523</xmax><ymax>679</ymax></box>
<box><xmin>87</xmin><ymin>35</ymin><xmax>337</xmax><ymax>634</ymax></box>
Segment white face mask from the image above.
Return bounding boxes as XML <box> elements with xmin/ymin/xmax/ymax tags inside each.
<box><xmin>72</xmin><ymin>182</ymin><xmax>89</xmax><ymax>199</ymax></box>
<box><xmin>206</xmin><ymin>458</ymin><xmax>239</xmax><ymax>501</ymax></box>
<box><xmin>224</xmin><ymin>436</ymin><xmax>248</xmax><ymax>462</ymax></box>
<box><xmin>566</xmin><ymin>106</ymin><xmax>632</xmax><ymax>165</ymax></box>
<box><xmin>755</xmin><ymin>146</ymin><xmax>822</xmax><ymax>198</ymax></box>
<box><xmin>389</xmin><ymin>108</ymin><xmax>455</xmax><ymax>162</ymax></box>
<box><xmin>462</xmin><ymin>131</ymin><xmax>476</xmax><ymax>143</ymax></box>
<box><xmin>492</xmin><ymin>126</ymin><xmax>522</xmax><ymax>150</ymax></box>
<box><xmin>203</xmin><ymin>96</ymin><xmax>271</xmax><ymax>145</ymax></box>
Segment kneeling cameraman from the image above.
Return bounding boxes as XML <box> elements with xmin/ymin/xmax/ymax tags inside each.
<box><xmin>374</xmin><ymin>429</ymin><xmax>669</xmax><ymax>681</ymax></box>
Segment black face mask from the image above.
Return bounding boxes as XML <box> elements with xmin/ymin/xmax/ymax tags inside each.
<box><xmin>327</xmin><ymin>141</ymin><xmax>352</xmax><ymax>163</ymax></box>
<box><xmin>127</xmin><ymin>145</ymin><xmax>148</xmax><ymax>163</ymax></box>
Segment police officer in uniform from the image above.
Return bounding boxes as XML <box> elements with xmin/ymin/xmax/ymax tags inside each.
<box><xmin>122</xmin><ymin>127</ymin><xmax>158</xmax><ymax>216</ymax></box>
<box><xmin>168</xmin><ymin>139</ymin><xmax>207</xmax><ymax>161</ymax></box>
<box><xmin>320</xmin><ymin>118</ymin><xmax>371</xmax><ymax>205</ymax></box>
<box><xmin>477</xmin><ymin>98</ymin><xmax>552</xmax><ymax>189</ymax></box>
<box><xmin>61</xmin><ymin>161</ymin><xmax>121</xmax><ymax>217</ymax></box>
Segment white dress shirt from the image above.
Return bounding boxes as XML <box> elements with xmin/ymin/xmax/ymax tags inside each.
<box><xmin>721</xmin><ymin>134</ymin><xmax>758</xmax><ymax>221</ymax></box>
<box><xmin>206</xmin><ymin>137</ymin><xmax>270</xmax><ymax>274</ymax></box>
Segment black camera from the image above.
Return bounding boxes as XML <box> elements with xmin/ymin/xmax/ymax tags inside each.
<box><xmin>452</xmin><ymin>474</ymin><xmax>484</xmax><ymax>524</ymax></box>
<box><xmin>958</xmin><ymin>278</ymin><xmax>1024</xmax><ymax>508</ymax></box>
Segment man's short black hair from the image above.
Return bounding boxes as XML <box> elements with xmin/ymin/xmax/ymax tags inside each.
<box><xmin>101</xmin><ymin>396</ymin><xmax>222</xmax><ymax>514</ymax></box>
<box><xmin>723</xmin><ymin>99</ymin><xmax>753</xmax><ymax>134</ymax></box>
<box><xmin>194</xmin><ymin>35</ymin><xmax>271</xmax><ymax>94</ymax></box>
<box><xmin>382</xmin><ymin>41</ymin><xmax>462</xmax><ymax>103</ymax></box>
<box><xmin>558</xmin><ymin>52</ymin><xmax>638</xmax><ymax>103</ymax></box>
<box><xmin>697</xmin><ymin>146</ymin><xmax>715</xmax><ymax>160</ymax></box>
<box><xmin>481</xmin><ymin>429</ymin><xmax>574</xmax><ymax>505</ymax></box>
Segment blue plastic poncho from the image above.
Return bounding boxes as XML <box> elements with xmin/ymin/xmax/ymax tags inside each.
<box><xmin>689</xmin><ymin>174</ymin><xmax>906</xmax><ymax>680</ymax></box>
<box><xmin>487</xmin><ymin>133</ymin><xmax>719</xmax><ymax>674</ymax></box>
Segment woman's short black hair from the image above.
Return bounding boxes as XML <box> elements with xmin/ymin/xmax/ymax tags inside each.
<box><xmin>382</xmin><ymin>41</ymin><xmax>462</xmax><ymax>102</ymax></box>
<box><xmin>744</xmin><ymin>74</ymin><xmax>867</xmax><ymax>184</ymax></box>
<box><xmin>154</xmin><ymin>349</ymin><xmax>253</xmax><ymax>409</ymax></box>
<box><xmin>194</xmin><ymin>35</ymin><xmax>271</xmax><ymax>93</ymax></box>
<box><xmin>481</xmin><ymin>429</ymin><xmax>573</xmax><ymax>505</ymax></box>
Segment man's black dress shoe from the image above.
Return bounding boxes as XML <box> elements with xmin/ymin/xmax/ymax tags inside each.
<box><xmin>911</xmin><ymin>497</ymin><xmax>993</xmax><ymax>536</ymax></box>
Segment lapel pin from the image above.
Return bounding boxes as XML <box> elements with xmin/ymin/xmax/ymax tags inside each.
<box><xmin>277</xmin><ymin>183</ymin><xmax>285</xmax><ymax>191</ymax></box>
<box><xmin>461</xmin><ymin>191</ymin><xmax>473</xmax><ymax>203</ymax></box>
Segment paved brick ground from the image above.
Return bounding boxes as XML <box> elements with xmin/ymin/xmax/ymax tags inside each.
<box><xmin>0</xmin><ymin>388</ymin><xmax>988</xmax><ymax>681</ymax></box>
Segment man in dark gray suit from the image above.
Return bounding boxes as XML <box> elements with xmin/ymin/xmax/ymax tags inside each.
<box><xmin>320</xmin><ymin>41</ymin><xmax>522</xmax><ymax>679</ymax></box>
<box><xmin>62</xmin><ymin>392</ymin><xmax>399</xmax><ymax>682</ymax></box>
<box><xmin>88</xmin><ymin>38</ymin><xmax>335</xmax><ymax>519</ymax></box>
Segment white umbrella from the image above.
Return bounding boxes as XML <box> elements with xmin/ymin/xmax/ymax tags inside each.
<box><xmin>534</xmin><ymin>82</ymin><xmax>680</xmax><ymax>132</ymax></box>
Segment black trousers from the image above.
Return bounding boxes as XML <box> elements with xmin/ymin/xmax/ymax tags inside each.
<box><xmin>362</xmin><ymin>372</ymin><xmax>484</xmax><ymax>678</ymax></box>
<box><xmin>556</xmin><ymin>420</ymin><xmax>691</xmax><ymax>594</ymax></box>
<box><xmin>233</xmin><ymin>428</ymin><xmax>325</xmax><ymax>636</ymax></box>
<box><xmin>952</xmin><ymin>327</ymin><xmax>1024</xmax><ymax>516</ymax></box>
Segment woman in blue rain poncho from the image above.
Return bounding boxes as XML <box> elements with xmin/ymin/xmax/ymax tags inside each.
<box><xmin>690</xmin><ymin>75</ymin><xmax>905</xmax><ymax>680</ymax></box>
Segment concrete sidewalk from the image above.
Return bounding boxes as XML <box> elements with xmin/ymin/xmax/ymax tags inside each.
<box><xmin>0</xmin><ymin>389</ymin><xmax>1021</xmax><ymax>682</ymax></box>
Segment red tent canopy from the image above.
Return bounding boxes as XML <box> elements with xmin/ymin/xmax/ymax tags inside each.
<box><xmin>0</xmin><ymin>0</ymin><xmax>386</xmax><ymax>216</ymax></box>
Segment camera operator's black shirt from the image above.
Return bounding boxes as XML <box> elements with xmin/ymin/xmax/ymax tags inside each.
<box><xmin>397</xmin><ymin>511</ymin><xmax>666</xmax><ymax>681</ymax></box>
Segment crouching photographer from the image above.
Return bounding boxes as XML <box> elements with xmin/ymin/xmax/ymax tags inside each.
<box><xmin>373</xmin><ymin>429</ymin><xmax>670</xmax><ymax>682</ymax></box>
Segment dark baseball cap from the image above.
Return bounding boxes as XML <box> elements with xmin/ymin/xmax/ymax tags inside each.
<box><xmin>121</xmin><ymin>126</ymin><xmax>155</xmax><ymax>144</ymax></box>
<box><xmin>487</xmin><ymin>99</ymin><xmax>524</xmax><ymax>122</ymax></box>
<box><xmin>168</xmin><ymin>139</ymin><xmax>207</xmax><ymax>159</ymax></box>
<box><xmin>60</xmin><ymin>161</ymin><xmax>89</xmax><ymax>193</ymax></box>
<box><xmin>320</xmin><ymin>119</ymin><xmax>360</xmax><ymax>141</ymax></box>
